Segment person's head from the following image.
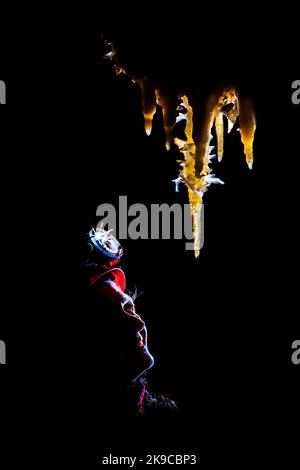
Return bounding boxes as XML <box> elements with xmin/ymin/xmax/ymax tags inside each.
<box><xmin>85</xmin><ymin>227</ymin><xmax>154</xmax><ymax>386</ymax></box>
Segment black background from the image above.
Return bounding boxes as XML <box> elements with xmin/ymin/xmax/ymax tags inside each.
<box><xmin>1</xmin><ymin>15</ymin><xmax>299</xmax><ymax>466</ymax></box>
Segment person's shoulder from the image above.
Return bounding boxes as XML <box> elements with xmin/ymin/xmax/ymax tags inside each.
<box><xmin>143</xmin><ymin>391</ymin><xmax>178</xmax><ymax>417</ymax></box>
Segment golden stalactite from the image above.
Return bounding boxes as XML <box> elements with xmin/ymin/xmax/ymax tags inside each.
<box><xmin>136</xmin><ymin>78</ymin><xmax>157</xmax><ymax>136</ymax></box>
<box><xmin>239</xmin><ymin>98</ymin><xmax>256</xmax><ymax>170</ymax></box>
<box><xmin>173</xmin><ymin>96</ymin><xmax>203</xmax><ymax>257</ymax></box>
<box><xmin>155</xmin><ymin>89</ymin><xmax>177</xmax><ymax>150</ymax></box>
<box><xmin>215</xmin><ymin>112</ymin><xmax>224</xmax><ymax>162</ymax></box>
<box><xmin>104</xmin><ymin>40</ymin><xmax>256</xmax><ymax>257</ymax></box>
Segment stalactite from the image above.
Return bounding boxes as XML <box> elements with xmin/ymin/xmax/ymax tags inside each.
<box><xmin>104</xmin><ymin>41</ymin><xmax>256</xmax><ymax>257</ymax></box>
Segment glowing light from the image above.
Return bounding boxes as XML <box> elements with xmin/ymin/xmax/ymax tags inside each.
<box><xmin>90</xmin><ymin>225</ymin><xmax>123</xmax><ymax>259</ymax></box>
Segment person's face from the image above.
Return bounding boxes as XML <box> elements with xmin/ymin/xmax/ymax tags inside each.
<box><xmin>98</xmin><ymin>280</ymin><xmax>154</xmax><ymax>383</ymax></box>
